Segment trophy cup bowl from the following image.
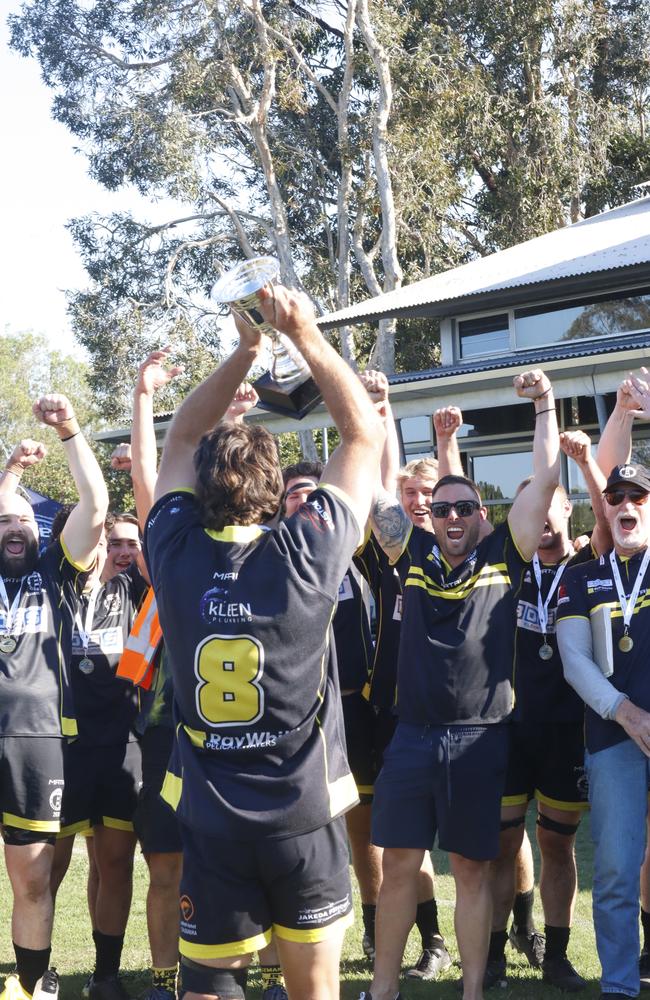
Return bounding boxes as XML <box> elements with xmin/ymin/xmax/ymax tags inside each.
<box><xmin>210</xmin><ymin>257</ymin><xmax>322</xmax><ymax>419</ymax></box>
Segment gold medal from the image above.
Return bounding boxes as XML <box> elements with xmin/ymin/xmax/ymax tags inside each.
<box><xmin>618</xmin><ymin>633</ymin><xmax>634</xmax><ymax>653</ymax></box>
<box><xmin>539</xmin><ymin>642</ymin><xmax>553</xmax><ymax>660</ymax></box>
<box><xmin>0</xmin><ymin>635</ymin><xmax>17</xmax><ymax>654</ymax></box>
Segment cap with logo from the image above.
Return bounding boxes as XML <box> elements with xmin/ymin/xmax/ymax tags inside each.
<box><xmin>603</xmin><ymin>463</ymin><xmax>650</xmax><ymax>494</ymax></box>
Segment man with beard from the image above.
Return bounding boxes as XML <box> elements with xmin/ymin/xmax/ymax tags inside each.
<box><xmin>0</xmin><ymin>397</ymin><xmax>108</xmax><ymax>1000</ymax></box>
<box><xmin>362</xmin><ymin>369</ymin><xmax>560</xmax><ymax>1000</ymax></box>
<box><xmin>557</xmin><ymin>461</ymin><xmax>650</xmax><ymax>999</ymax></box>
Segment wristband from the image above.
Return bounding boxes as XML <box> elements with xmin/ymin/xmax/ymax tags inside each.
<box><xmin>532</xmin><ymin>386</ymin><xmax>552</xmax><ymax>400</ymax></box>
<box><xmin>2</xmin><ymin>467</ymin><xmax>22</xmax><ymax>478</ymax></box>
<box><xmin>535</xmin><ymin>407</ymin><xmax>556</xmax><ymax>417</ymax></box>
<box><xmin>60</xmin><ymin>431</ymin><xmax>80</xmax><ymax>442</ymax></box>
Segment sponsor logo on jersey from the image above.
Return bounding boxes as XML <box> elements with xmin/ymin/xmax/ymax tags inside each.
<box><xmin>393</xmin><ymin>594</ymin><xmax>402</xmax><ymax>621</ymax></box>
<box><xmin>0</xmin><ymin>606</ymin><xmax>48</xmax><ymax>634</ymax></box>
<box><xmin>338</xmin><ymin>575</ymin><xmax>353</xmax><ymax>601</ymax></box>
<box><xmin>180</xmin><ymin>895</ymin><xmax>194</xmax><ymax>921</ymax></box>
<box><xmin>203</xmin><ymin>729</ymin><xmax>290</xmax><ymax>751</ymax></box>
<box><xmin>587</xmin><ymin>578</ymin><xmax>614</xmax><ymax>593</ymax></box>
<box><xmin>299</xmin><ymin>497</ymin><xmax>333</xmax><ymax>532</ymax></box>
<box><xmin>103</xmin><ymin>593</ymin><xmax>122</xmax><ymax>614</ymax></box>
<box><xmin>516</xmin><ymin>600</ymin><xmax>557</xmax><ymax>633</ymax></box>
<box><xmin>72</xmin><ymin>627</ymin><xmax>124</xmax><ymax>656</ymax></box>
<box><xmin>213</xmin><ymin>571</ymin><xmax>239</xmax><ymax>581</ymax></box>
<box><xmin>49</xmin><ymin>788</ymin><xmax>62</xmax><ymax>815</ymax></box>
<box><xmin>26</xmin><ymin>572</ymin><xmax>43</xmax><ymax>593</ymax></box>
<box><xmin>200</xmin><ymin>586</ymin><xmax>253</xmax><ymax>624</ymax></box>
<box><xmin>297</xmin><ymin>893</ymin><xmax>351</xmax><ymax>924</ymax></box>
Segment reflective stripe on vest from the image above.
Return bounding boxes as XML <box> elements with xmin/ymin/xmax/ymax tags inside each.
<box><xmin>116</xmin><ymin>588</ymin><xmax>162</xmax><ymax>690</ymax></box>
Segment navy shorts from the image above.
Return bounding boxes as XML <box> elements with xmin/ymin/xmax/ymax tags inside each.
<box><xmin>178</xmin><ymin>816</ymin><xmax>353</xmax><ymax>959</ymax></box>
<box><xmin>503</xmin><ymin>721</ymin><xmax>588</xmax><ymax>811</ymax></box>
<box><xmin>133</xmin><ymin>726</ymin><xmax>182</xmax><ymax>854</ymax></box>
<box><xmin>342</xmin><ymin>692</ymin><xmax>379</xmax><ymax>802</ymax></box>
<box><xmin>372</xmin><ymin>722</ymin><xmax>510</xmax><ymax>860</ymax></box>
<box><xmin>0</xmin><ymin>736</ymin><xmax>64</xmax><ymax>839</ymax></box>
<box><xmin>59</xmin><ymin>739</ymin><xmax>142</xmax><ymax>835</ymax></box>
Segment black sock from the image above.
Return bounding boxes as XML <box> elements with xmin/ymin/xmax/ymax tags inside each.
<box><xmin>642</xmin><ymin>909</ymin><xmax>650</xmax><ymax>953</ymax></box>
<box><xmin>362</xmin><ymin>903</ymin><xmax>376</xmax><ymax>941</ymax></box>
<box><xmin>544</xmin><ymin>925</ymin><xmax>570</xmax><ymax>961</ymax></box>
<box><xmin>488</xmin><ymin>930</ymin><xmax>508</xmax><ymax>962</ymax></box>
<box><xmin>512</xmin><ymin>888</ymin><xmax>536</xmax><ymax>937</ymax></box>
<box><xmin>416</xmin><ymin>898</ymin><xmax>441</xmax><ymax>949</ymax></box>
<box><xmin>93</xmin><ymin>930</ymin><xmax>124</xmax><ymax>981</ymax></box>
<box><xmin>13</xmin><ymin>943</ymin><xmax>51</xmax><ymax>996</ymax></box>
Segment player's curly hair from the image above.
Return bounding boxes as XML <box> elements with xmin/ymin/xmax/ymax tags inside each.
<box><xmin>193</xmin><ymin>423</ymin><xmax>283</xmax><ymax>531</ymax></box>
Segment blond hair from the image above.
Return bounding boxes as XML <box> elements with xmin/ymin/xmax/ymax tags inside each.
<box><xmin>397</xmin><ymin>457</ymin><xmax>439</xmax><ymax>493</ymax></box>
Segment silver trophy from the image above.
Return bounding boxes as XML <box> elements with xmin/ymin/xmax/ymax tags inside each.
<box><xmin>210</xmin><ymin>257</ymin><xmax>321</xmax><ymax>419</ymax></box>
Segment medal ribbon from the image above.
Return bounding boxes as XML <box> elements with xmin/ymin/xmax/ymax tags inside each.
<box><xmin>532</xmin><ymin>553</ymin><xmax>570</xmax><ymax>640</ymax></box>
<box><xmin>0</xmin><ymin>575</ymin><xmax>26</xmax><ymax>636</ymax></box>
<box><xmin>74</xmin><ymin>584</ymin><xmax>101</xmax><ymax>656</ymax></box>
<box><xmin>609</xmin><ymin>547</ymin><xmax>650</xmax><ymax>636</ymax></box>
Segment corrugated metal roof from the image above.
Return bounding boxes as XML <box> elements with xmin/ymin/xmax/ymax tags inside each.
<box><xmin>387</xmin><ymin>329</ymin><xmax>650</xmax><ymax>385</ymax></box>
<box><xmin>319</xmin><ymin>196</ymin><xmax>650</xmax><ymax>329</ymax></box>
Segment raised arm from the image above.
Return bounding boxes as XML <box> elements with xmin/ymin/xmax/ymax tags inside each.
<box><xmin>370</xmin><ymin>488</ymin><xmax>412</xmax><ymax>564</ymax></box>
<box><xmin>560</xmin><ymin>430</ymin><xmax>611</xmax><ymax>555</ymax></box>
<box><xmin>507</xmin><ymin>370</ymin><xmax>560</xmax><ymax>560</ymax></box>
<box><xmin>359</xmin><ymin>369</ymin><xmax>399</xmax><ymax>495</ymax></box>
<box><xmin>33</xmin><ymin>394</ymin><xmax>108</xmax><ymax>569</ymax></box>
<box><xmin>595</xmin><ymin>377</ymin><xmax>643</xmax><ymax>475</ymax></box>
<box><xmin>0</xmin><ymin>440</ymin><xmax>47</xmax><ymax>495</ymax></box>
<box><xmin>434</xmin><ymin>406</ymin><xmax>464</xmax><ymax>478</ymax></box>
<box><xmin>132</xmin><ymin>348</ymin><xmax>184</xmax><ymax>527</ymax></box>
<box><xmin>224</xmin><ymin>382</ymin><xmax>259</xmax><ymax>425</ymax></box>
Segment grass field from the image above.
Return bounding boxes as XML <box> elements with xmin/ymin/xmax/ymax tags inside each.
<box><xmin>0</xmin><ymin>812</ymin><xmax>604</xmax><ymax>999</ymax></box>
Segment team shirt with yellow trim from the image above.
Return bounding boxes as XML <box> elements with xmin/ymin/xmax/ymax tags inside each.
<box><xmin>394</xmin><ymin>521</ymin><xmax>529</xmax><ymax>725</ymax></box>
<box><xmin>144</xmin><ymin>485</ymin><xmax>361</xmax><ymax>841</ymax></box>
<box><xmin>332</xmin><ymin>564</ymin><xmax>373</xmax><ymax>691</ymax></box>
<box><xmin>0</xmin><ymin>539</ymin><xmax>84</xmax><ymax>738</ymax></box>
<box><xmin>354</xmin><ymin>535</ymin><xmax>401</xmax><ymax>709</ymax></box>
<box><xmin>556</xmin><ymin>547</ymin><xmax>650</xmax><ymax>753</ymax></box>
<box><xmin>514</xmin><ymin>546</ymin><xmax>592</xmax><ymax>723</ymax></box>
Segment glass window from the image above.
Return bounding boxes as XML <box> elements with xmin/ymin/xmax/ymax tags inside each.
<box><xmin>400</xmin><ymin>415</ymin><xmax>432</xmax><ymax>446</ymax></box>
<box><xmin>470</xmin><ymin>451</ymin><xmax>534</xmax><ymax>503</ymax></box>
<box><xmin>458</xmin><ymin>314</ymin><xmax>510</xmax><ymax>358</ymax></box>
<box><xmin>515</xmin><ymin>287</ymin><xmax>650</xmax><ymax>350</ymax></box>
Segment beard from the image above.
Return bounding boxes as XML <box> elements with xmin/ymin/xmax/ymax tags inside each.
<box><xmin>0</xmin><ymin>535</ymin><xmax>39</xmax><ymax>579</ymax></box>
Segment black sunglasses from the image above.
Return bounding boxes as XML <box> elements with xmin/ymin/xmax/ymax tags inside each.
<box><xmin>430</xmin><ymin>499</ymin><xmax>481</xmax><ymax>518</ymax></box>
<box><xmin>603</xmin><ymin>489</ymin><xmax>650</xmax><ymax>507</ymax></box>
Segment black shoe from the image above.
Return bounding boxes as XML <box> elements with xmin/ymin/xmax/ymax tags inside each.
<box><xmin>406</xmin><ymin>940</ymin><xmax>452</xmax><ymax>980</ymax></box>
<box><xmin>88</xmin><ymin>978</ymin><xmax>130</xmax><ymax>1000</ymax></box>
<box><xmin>641</xmin><ymin>949</ymin><xmax>650</xmax><ymax>991</ymax></box>
<box><xmin>542</xmin><ymin>956</ymin><xmax>587</xmax><ymax>992</ymax></box>
<box><xmin>508</xmin><ymin>925</ymin><xmax>546</xmax><ymax>967</ymax></box>
<box><xmin>484</xmin><ymin>959</ymin><xmax>508</xmax><ymax>990</ymax></box>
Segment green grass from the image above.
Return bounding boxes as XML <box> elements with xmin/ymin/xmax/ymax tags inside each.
<box><xmin>1</xmin><ymin>813</ymin><xmax>602</xmax><ymax>999</ymax></box>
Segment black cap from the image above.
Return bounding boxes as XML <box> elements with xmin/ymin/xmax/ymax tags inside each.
<box><xmin>603</xmin><ymin>463</ymin><xmax>650</xmax><ymax>494</ymax></box>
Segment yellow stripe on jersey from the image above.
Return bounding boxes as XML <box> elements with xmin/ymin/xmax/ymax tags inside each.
<box><xmin>183</xmin><ymin>726</ymin><xmax>207</xmax><ymax>748</ymax></box>
<box><xmin>3</xmin><ymin>812</ymin><xmax>59</xmax><ymax>833</ymax></box>
<box><xmin>61</xmin><ymin>716</ymin><xmax>77</xmax><ymax>737</ymax></box>
<box><xmin>274</xmin><ymin>909</ymin><xmax>355</xmax><ymax>943</ymax></box>
<box><xmin>204</xmin><ymin>525</ymin><xmax>265</xmax><ymax>543</ymax></box>
<box><xmin>180</xmin><ymin>929</ymin><xmax>272</xmax><ymax>959</ymax></box>
<box><xmin>161</xmin><ymin>770</ymin><xmax>183</xmax><ymax>811</ymax></box>
<box><xmin>405</xmin><ymin>562</ymin><xmax>511</xmax><ymax>599</ymax></box>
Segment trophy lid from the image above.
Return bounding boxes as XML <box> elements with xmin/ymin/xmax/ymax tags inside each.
<box><xmin>210</xmin><ymin>256</ymin><xmax>279</xmax><ymax>304</ymax></box>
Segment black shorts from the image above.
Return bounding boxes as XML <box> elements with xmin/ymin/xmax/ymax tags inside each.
<box><xmin>374</xmin><ymin>707</ymin><xmax>398</xmax><ymax>769</ymax></box>
<box><xmin>372</xmin><ymin>722</ymin><xmax>510</xmax><ymax>861</ymax></box>
<box><xmin>178</xmin><ymin>816</ymin><xmax>353</xmax><ymax>959</ymax></box>
<box><xmin>342</xmin><ymin>692</ymin><xmax>379</xmax><ymax>803</ymax></box>
<box><xmin>59</xmin><ymin>739</ymin><xmax>142</xmax><ymax>835</ymax></box>
<box><xmin>0</xmin><ymin>736</ymin><xmax>64</xmax><ymax>838</ymax></box>
<box><xmin>133</xmin><ymin>726</ymin><xmax>182</xmax><ymax>854</ymax></box>
<box><xmin>502</xmin><ymin>721</ymin><xmax>588</xmax><ymax>811</ymax></box>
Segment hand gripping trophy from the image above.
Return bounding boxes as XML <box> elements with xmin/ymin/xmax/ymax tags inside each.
<box><xmin>210</xmin><ymin>256</ymin><xmax>322</xmax><ymax>419</ymax></box>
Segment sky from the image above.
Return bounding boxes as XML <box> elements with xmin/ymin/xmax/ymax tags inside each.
<box><xmin>0</xmin><ymin>0</ymin><xmax>172</xmax><ymax>357</ymax></box>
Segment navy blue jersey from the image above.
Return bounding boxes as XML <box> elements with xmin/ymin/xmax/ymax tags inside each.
<box><xmin>332</xmin><ymin>565</ymin><xmax>373</xmax><ymax>691</ymax></box>
<box><xmin>394</xmin><ymin>521</ymin><xmax>528</xmax><ymax>725</ymax></box>
<box><xmin>514</xmin><ymin>546</ymin><xmax>591</xmax><ymax>723</ymax></box>
<box><xmin>557</xmin><ymin>547</ymin><xmax>650</xmax><ymax>753</ymax></box>
<box><xmin>354</xmin><ymin>535</ymin><xmax>401</xmax><ymax>710</ymax></box>
<box><xmin>70</xmin><ymin>568</ymin><xmax>147</xmax><ymax>745</ymax></box>
<box><xmin>0</xmin><ymin>539</ymin><xmax>85</xmax><ymax>738</ymax></box>
<box><xmin>144</xmin><ymin>485</ymin><xmax>362</xmax><ymax>840</ymax></box>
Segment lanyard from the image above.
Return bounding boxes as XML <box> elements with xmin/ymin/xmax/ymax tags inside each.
<box><xmin>532</xmin><ymin>554</ymin><xmax>569</xmax><ymax>638</ymax></box>
<box><xmin>0</xmin><ymin>576</ymin><xmax>26</xmax><ymax>635</ymax></box>
<box><xmin>74</xmin><ymin>584</ymin><xmax>101</xmax><ymax>655</ymax></box>
<box><xmin>609</xmin><ymin>547</ymin><xmax>650</xmax><ymax>633</ymax></box>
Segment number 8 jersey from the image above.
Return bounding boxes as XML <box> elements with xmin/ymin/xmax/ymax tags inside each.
<box><xmin>144</xmin><ymin>485</ymin><xmax>362</xmax><ymax>841</ymax></box>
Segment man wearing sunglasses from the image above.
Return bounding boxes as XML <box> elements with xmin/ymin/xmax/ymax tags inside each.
<box><xmin>557</xmin><ymin>462</ymin><xmax>650</xmax><ymax>1000</ymax></box>
<box><xmin>361</xmin><ymin>370</ymin><xmax>560</xmax><ymax>1000</ymax></box>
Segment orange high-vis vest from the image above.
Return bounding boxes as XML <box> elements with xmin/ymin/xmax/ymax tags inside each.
<box><xmin>116</xmin><ymin>588</ymin><xmax>162</xmax><ymax>690</ymax></box>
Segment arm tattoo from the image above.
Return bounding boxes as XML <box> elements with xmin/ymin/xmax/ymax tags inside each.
<box><xmin>371</xmin><ymin>491</ymin><xmax>411</xmax><ymax>560</ymax></box>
